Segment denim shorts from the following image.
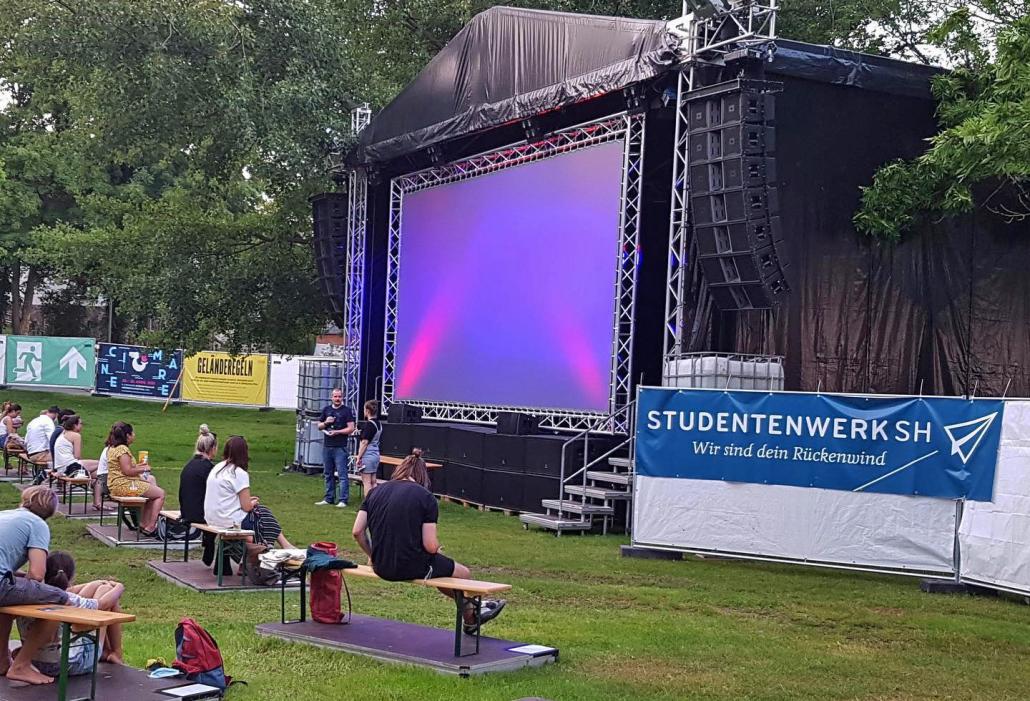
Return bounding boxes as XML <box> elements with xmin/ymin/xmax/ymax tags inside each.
<box><xmin>36</xmin><ymin>638</ymin><xmax>97</xmax><ymax>677</ymax></box>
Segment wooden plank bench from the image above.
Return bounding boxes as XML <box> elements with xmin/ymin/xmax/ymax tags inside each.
<box><xmin>16</xmin><ymin>451</ymin><xmax>50</xmax><ymax>484</ymax></box>
<box><xmin>282</xmin><ymin>562</ymin><xmax>510</xmax><ymax>658</ymax></box>
<box><xmin>192</xmin><ymin>523</ymin><xmax>255</xmax><ymax>587</ymax></box>
<box><xmin>53</xmin><ymin>473</ymin><xmax>93</xmax><ymax>516</ymax></box>
<box><xmin>0</xmin><ymin>603</ymin><xmax>135</xmax><ymax>701</ymax></box>
<box><xmin>159</xmin><ymin>509</ymin><xmax>190</xmax><ymax>564</ymax></box>
<box><xmin>98</xmin><ymin>496</ymin><xmax>148</xmax><ymax>542</ymax></box>
<box><xmin>3</xmin><ymin>442</ymin><xmax>28</xmax><ymax>475</ymax></box>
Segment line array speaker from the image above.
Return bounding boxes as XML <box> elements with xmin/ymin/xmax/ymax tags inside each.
<box><xmin>686</xmin><ymin>79</ymin><xmax>789</xmax><ymax>310</ymax></box>
<box><xmin>311</xmin><ymin>192</ymin><xmax>348</xmax><ymax>328</ymax></box>
<box><xmin>386</xmin><ymin>402</ymin><xmax>423</xmax><ymax>424</ymax></box>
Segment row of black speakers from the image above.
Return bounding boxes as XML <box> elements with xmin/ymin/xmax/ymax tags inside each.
<box><xmin>380</xmin><ymin>460</ymin><xmax>559</xmax><ymax>513</ymax></box>
<box><xmin>379</xmin><ymin>422</ymin><xmax>621</xmax><ymax>477</ymax></box>
<box><xmin>388</xmin><ymin>403</ymin><xmax>541</xmax><ymax>437</ymax></box>
<box><xmin>311</xmin><ymin>193</ymin><xmax>348</xmax><ymax>328</ymax></box>
<box><xmin>686</xmin><ymin>78</ymin><xmax>789</xmax><ymax>310</ymax></box>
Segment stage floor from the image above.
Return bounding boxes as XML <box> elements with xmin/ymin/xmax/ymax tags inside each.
<box><xmin>0</xmin><ymin>660</ymin><xmax>185</xmax><ymax>701</ymax></box>
<box><xmin>86</xmin><ymin>523</ymin><xmax>198</xmax><ymax>550</ymax></box>
<box><xmin>256</xmin><ymin>616</ymin><xmax>558</xmax><ymax>677</ymax></box>
<box><xmin>148</xmin><ymin>559</ymin><xmax>299</xmax><ymax>594</ymax></box>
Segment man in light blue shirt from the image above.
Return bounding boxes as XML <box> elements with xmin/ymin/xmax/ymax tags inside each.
<box><xmin>0</xmin><ymin>486</ymin><xmax>71</xmax><ymax>686</ymax></box>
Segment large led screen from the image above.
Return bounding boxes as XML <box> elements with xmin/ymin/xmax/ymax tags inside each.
<box><xmin>393</xmin><ymin>139</ymin><xmax>625</xmax><ymax>413</ymax></box>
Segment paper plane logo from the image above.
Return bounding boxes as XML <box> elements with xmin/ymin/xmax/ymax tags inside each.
<box><xmin>943</xmin><ymin>413</ymin><xmax>998</xmax><ymax>465</ymax></box>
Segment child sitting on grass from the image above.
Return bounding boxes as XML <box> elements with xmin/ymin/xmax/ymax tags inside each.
<box><xmin>15</xmin><ymin>552</ymin><xmax>126</xmax><ymax>678</ymax></box>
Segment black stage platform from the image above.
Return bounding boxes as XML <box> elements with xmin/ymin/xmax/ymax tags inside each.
<box><xmin>86</xmin><ymin>523</ymin><xmax>199</xmax><ymax>550</ymax></box>
<box><xmin>378</xmin><ymin>421</ymin><xmax>621</xmax><ymax>513</ymax></box>
<box><xmin>148</xmin><ymin>559</ymin><xmax>300</xmax><ymax>594</ymax></box>
<box><xmin>0</xmin><ymin>661</ymin><xmax>184</xmax><ymax>701</ymax></box>
<box><xmin>256</xmin><ymin>616</ymin><xmax>558</xmax><ymax>676</ymax></box>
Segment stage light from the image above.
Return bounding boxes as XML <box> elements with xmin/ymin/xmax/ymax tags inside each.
<box><xmin>521</xmin><ymin>118</ymin><xmax>541</xmax><ymax>141</ymax></box>
<box><xmin>685</xmin><ymin>0</ymin><xmax>732</xmax><ymax>20</ymax></box>
<box><xmin>426</xmin><ymin>144</ymin><xmax>444</xmax><ymax>165</ymax></box>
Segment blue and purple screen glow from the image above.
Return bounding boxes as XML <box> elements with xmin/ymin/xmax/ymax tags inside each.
<box><xmin>394</xmin><ymin>140</ymin><xmax>625</xmax><ymax>413</ymax></box>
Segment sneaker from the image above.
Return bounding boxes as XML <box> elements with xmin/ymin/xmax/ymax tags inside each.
<box><xmin>314</xmin><ymin>500</ymin><xmax>332</xmax><ymax>506</ymax></box>
<box><xmin>463</xmin><ymin>599</ymin><xmax>507</xmax><ymax>635</ymax></box>
<box><xmin>336</xmin><ymin>501</ymin><xmax>348</xmax><ymax>509</ymax></box>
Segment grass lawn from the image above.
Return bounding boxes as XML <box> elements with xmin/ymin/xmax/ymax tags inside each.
<box><xmin>3</xmin><ymin>388</ymin><xmax>1030</xmax><ymax>700</ymax></box>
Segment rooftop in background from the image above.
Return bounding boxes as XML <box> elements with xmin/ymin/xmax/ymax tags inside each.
<box><xmin>351</xmin><ymin>5</ymin><xmax>944</xmax><ymax>166</ymax></box>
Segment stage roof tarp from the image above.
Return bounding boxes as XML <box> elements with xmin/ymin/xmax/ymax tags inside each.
<box><xmin>353</xmin><ymin>6</ymin><xmax>943</xmax><ymax>165</ymax></box>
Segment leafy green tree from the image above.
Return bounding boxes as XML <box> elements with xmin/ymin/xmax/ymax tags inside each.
<box><xmin>855</xmin><ymin>4</ymin><xmax>1030</xmax><ymax>240</ymax></box>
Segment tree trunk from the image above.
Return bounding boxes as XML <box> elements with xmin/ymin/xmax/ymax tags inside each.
<box><xmin>9</xmin><ymin>262</ymin><xmax>40</xmax><ymax>334</ymax></box>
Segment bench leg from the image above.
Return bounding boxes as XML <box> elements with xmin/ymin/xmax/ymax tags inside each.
<box><xmin>99</xmin><ymin>493</ymin><xmax>105</xmax><ymax>526</ymax></box>
<box><xmin>183</xmin><ymin>522</ymin><xmax>191</xmax><ymax>563</ymax></box>
<box><xmin>453</xmin><ymin>591</ymin><xmax>464</xmax><ymax>657</ymax></box>
<box><xmin>88</xmin><ymin>629</ymin><xmax>99</xmax><ymax>701</ymax></box>
<box><xmin>162</xmin><ymin>515</ymin><xmax>170</xmax><ymax>562</ymax></box>
<box><xmin>57</xmin><ymin>622</ymin><xmax>71</xmax><ymax>701</ymax></box>
<box><xmin>215</xmin><ymin>538</ymin><xmax>224</xmax><ymax>587</ymax></box>
<box><xmin>116</xmin><ymin>504</ymin><xmax>123</xmax><ymax>542</ymax></box>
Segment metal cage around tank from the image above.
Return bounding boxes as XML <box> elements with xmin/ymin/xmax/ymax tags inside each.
<box><xmin>292</xmin><ymin>357</ymin><xmax>354</xmax><ymax>471</ymax></box>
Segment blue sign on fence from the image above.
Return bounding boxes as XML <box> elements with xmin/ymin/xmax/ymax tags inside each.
<box><xmin>96</xmin><ymin>344</ymin><xmax>182</xmax><ymax>399</ymax></box>
<box><xmin>636</xmin><ymin>388</ymin><xmax>1004</xmax><ymax>501</ymax></box>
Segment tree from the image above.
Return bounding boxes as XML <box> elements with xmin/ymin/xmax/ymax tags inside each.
<box><xmin>0</xmin><ymin>0</ymin><xmax>361</xmax><ymax>351</ymax></box>
<box><xmin>855</xmin><ymin>4</ymin><xmax>1030</xmax><ymax>240</ymax></box>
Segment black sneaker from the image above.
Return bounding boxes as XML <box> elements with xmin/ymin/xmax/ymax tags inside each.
<box><xmin>120</xmin><ymin>511</ymin><xmax>139</xmax><ymax>532</ymax></box>
<box><xmin>463</xmin><ymin>599</ymin><xmax>507</xmax><ymax>636</ymax></box>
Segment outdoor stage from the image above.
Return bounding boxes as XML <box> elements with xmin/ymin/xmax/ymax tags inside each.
<box><xmin>256</xmin><ymin>617</ymin><xmax>558</xmax><ymax>677</ymax></box>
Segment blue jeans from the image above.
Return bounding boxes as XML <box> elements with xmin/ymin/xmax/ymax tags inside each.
<box><xmin>323</xmin><ymin>446</ymin><xmax>349</xmax><ymax>504</ymax></box>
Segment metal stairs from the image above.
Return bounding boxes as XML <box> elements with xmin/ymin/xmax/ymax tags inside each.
<box><xmin>519</xmin><ymin>402</ymin><xmax>635</xmax><ymax>536</ymax></box>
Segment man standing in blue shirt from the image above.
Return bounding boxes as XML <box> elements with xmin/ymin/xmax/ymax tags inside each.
<box><xmin>315</xmin><ymin>388</ymin><xmax>357</xmax><ymax>508</ymax></box>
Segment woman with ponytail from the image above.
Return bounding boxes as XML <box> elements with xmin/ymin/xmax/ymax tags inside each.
<box><xmin>15</xmin><ymin>552</ymin><xmax>125</xmax><ymax>678</ymax></box>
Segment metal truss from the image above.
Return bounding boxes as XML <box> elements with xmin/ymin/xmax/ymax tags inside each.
<box><xmin>667</xmin><ymin>1</ymin><xmax>777</xmax><ymax>65</ymax></box>
<box><xmin>343</xmin><ymin>168</ymin><xmax>368</xmax><ymax>413</ymax></box>
<box><xmin>383</xmin><ymin>113</ymin><xmax>645</xmax><ymax>433</ymax></box>
<box><xmin>351</xmin><ymin>104</ymin><xmax>371</xmax><ymax>136</ymax></box>
<box><xmin>663</xmin><ymin>70</ymin><xmax>691</xmax><ymax>362</ymax></box>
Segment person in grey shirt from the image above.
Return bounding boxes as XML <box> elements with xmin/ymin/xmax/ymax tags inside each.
<box><xmin>0</xmin><ymin>486</ymin><xmax>71</xmax><ymax>686</ymax></box>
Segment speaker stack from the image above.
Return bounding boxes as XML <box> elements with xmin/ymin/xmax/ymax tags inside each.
<box><xmin>687</xmin><ymin>78</ymin><xmax>789</xmax><ymax>310</ymax></box>
<box><xmin>311</xmin><ymin>193</ymin><xmax>348</xmax><ymax>327</ymax></box>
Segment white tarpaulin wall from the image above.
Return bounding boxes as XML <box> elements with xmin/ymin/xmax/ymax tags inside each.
<box><xmin>634</xmin><ymin>478</ymin><xmax>957</xmax><ymax>575</ymax></box>
<box><xmin>958</xmin><ymin>400</ymin><xmax>1030</xmax><ymax>595</ymax></box>
<box><xmin>268</xmin><ymin>355</ymin><xmax>301</xmax><ymax>409</ymax></box>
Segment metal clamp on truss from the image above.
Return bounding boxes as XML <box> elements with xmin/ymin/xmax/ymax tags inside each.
<box><xmin>666</xmin><ymin>0</ymin><xmax>778</xmax><ymax>67</ymax></box>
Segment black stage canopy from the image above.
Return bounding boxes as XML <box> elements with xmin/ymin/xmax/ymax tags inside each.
<box><xmin>353</xmin><ymin>6</ymin><xmax>942</xmax><ymax>165</ymax></box>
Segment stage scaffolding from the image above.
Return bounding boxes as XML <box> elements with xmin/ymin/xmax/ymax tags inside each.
<box><xmin>383</xmin><ymin>112</ymin><xmax>646</xmax><ymax>433</ymax></box>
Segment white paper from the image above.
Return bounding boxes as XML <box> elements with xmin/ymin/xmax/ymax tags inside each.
<box><xmin>159</xmin><ymin>683</ymin><xmax>221</xmax><ymax>698</ymax></box>
<box><xmin>509</xmin><ymin>644</ymin><xmax>556</xmax><ymax>655</ymax></box>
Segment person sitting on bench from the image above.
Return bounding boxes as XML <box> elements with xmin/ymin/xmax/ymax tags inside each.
<box><xmin>351</xmin><ymin>450</ymin><xmax>506</xmax><ymax>635</ymax></box>
<box><xmin>15</xmin><ymin>551</ymin><xmax>124</xmax><ymax>679</ymax></box>
<box><xmin>204</xmin><ymin>436</ymin><xmax>295</xmax><ymax>581</ymax></box>
<box><xmin>0</xmin><ymin>486</ymin><xmax>72</xmax><ymax>685</ymax></box>
<box><xmin>23</xmin><ymin>406</ymin><xmax>59</xmax><ymax>466</ymax></box>
<box><xmin>1</xmin><ymin>402</ymin><xmax>25</xmax><ymax>452</ymax></box>
<box><xmin>106</xmin><ymin>422</ymin><xmax>165</xmax><ymax>537</ymax></box>
<box><xmin>180</xmin><ymin>425</ymin><xmax>218</xmax><ymax>564</ymax></box>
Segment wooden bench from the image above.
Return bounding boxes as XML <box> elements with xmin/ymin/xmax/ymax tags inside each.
<box><xmin>192</xmin><ymin>523</ymin><xmax>256</xmax><ymax>587</ymax></box>
<box><xmin>159</xmin><ymin>509</ymin><xmax>190</xmax><ymax>564</ymax></box>
<box><xmin>99</xmin><ymin>496</ymin><xmax>148</xmax><ymax>542</ymax></box>
<box><xmin>0</xmin><ymin>603</ymin><xmax>135</xmax><ymax>701</ymax></box>
<box><xmin>2</xmin><ymin>442</ymin><xmax>27</xmax><ymax>475</ymax></box>
<box><xmin>53</xmin><ymin>473</ymin><xmax>92</xmax><ymax>516</ymax></box>
<box><xmin>16</xmin><ymin>451</ymin><xmax>50</xmax><ymax>484</ymax></box>
<box><xmin>340</xmin><ymin>564</ymin><xmax>510</xmax><ymax>657</ymax></box>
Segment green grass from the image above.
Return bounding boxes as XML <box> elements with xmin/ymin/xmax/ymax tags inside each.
<box><xmin>3</xmin><ymin>388</ymin><xmax>1030</xmax><ymax>700</ymax></box>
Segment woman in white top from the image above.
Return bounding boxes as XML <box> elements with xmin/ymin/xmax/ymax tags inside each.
<box><xmin>53</xmin><ymin>415</ymin><xmax>102</xmax><ymax>508</ymax></box>
<box><xmin>92</xmin><ymin>446</ymin><xmax>110</xmax><ymax>513</ymax></box>
<box><xmin>203</xmin><ymin>436</ymin><xmax>294</xmax><ymax>550</ymax></box>
<box><xmin>0</xmin><ymin>402</ymin><xmax>25</xmax><ymax>451</ymax></box>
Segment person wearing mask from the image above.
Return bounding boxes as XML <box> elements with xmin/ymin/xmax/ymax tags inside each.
<box><xmin>23</xmin><ymin>406</ymin><xmax>59</xmax><ymax>463</ymax></box>
<box><xmin>355</xmin><ymin>400</ymin><xmax>383</xmax><ymax>495</ymax></box>
<box><xmin>0</xmin><ymin>487</ymin><xmax>73</xmax><ymax>686</ymax></box>
<box><xmin>204</xmin><ymin>436</ymin><xmax>295</xmax><ymax>583</ymax></box>
<box><xmin>106</xmin><ymin>422</ymin><xmax>165</xmax><ymax>537</ymax></box>
<box><xmin>351</xmin><ymin>451</ymin><xmax>506</xmax><ymax>636</ymax></box>
<box><xmin>179</xmin><ymin>425</ymin><xmax>218</xmax><ymax>564</ymax></box>
<box><xmin>315</xmin><ymin>388</ymin><xmax>357</xmax><ymax>508</ymax></box>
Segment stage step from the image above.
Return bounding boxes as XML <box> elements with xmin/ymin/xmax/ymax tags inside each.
<box><xmin>585</xmin><ymin>470</ymin><xmax>632</xmax><ymax>486</ymax></box>
<box><xmin>564</xmin><ymin>484</ymin><xmax>631</xmax><ymax>500</ymax></box>
<box><xmin>519</xmin><ymin>512</ymin><xmax>593</xmax><ymax>533</ymax></box>
<box><xmin>540</xmin><ymin>499</ymin><xmax>614</xmax><ymax>516</ymax></box>
<box><xmin>608</xmin><ymin>456</ymin><xmax>633</xmax><ymax>470</ymax></box>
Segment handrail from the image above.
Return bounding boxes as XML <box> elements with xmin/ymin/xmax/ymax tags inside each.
<box><xmin>557</xmin><ymin>400</ymin><xmax>636</xmax><ymax>527</ymax></box>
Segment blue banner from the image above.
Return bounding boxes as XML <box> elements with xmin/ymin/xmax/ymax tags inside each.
<box><xmin>96</xmin><ymin>344</ymin><xmax>182</xmax><ymax>399</ymax></box>
<box><xmin>636</xmin><ymin>388</ymin><xmax>1004</xmax><ymax>501</ymax></box>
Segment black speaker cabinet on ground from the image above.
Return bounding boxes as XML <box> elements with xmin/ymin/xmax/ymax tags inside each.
<box><xmin>479</xmin><ymin>469</ymin><xmax>525</xmax><ymax>511</ymax></box>
<box><xmin>496</xmin><ymin>412</ymin><xmax>539</xmax><ymax>436</ymax></box>
<box><xmin>407</xmin><ymin>423</ymin><xmax>449</xmax><ymax>462</ymax></box>
<box><xmin>446</xmin><ymin>426</ymin><xmax>486</xmax><ymax>465</ymax></box>
<box><xmin>442</xmin><ymin>463</ymin><xmax>483</xmax><ymax>502</ymax></box>
<box><xmin>686</xmin><ymin>78</ymin><xmax>789</xmax><ymax>310</ymax></box>
<box><xmin>387</xmin><ymin>402</ymin><xmax>423</xmax><ymax>424</ymax></box>
<box><xmin>483</xmin><ymin>434</ymin><xmax>527</xmax><ymax>473</ymax></box>
<box><xmin>380</xmin><ymin>422</ymin><xmax>412</xmax><ymax>457</ymax></box>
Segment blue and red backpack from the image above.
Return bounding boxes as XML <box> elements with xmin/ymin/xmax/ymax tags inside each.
<box><xmin>173</xmin><ymin>618</ymin><xmax>232</xmax><ymax>692</ymax></box>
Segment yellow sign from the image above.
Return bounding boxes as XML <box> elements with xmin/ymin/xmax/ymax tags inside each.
<box><xmin>182</xmin><ymin>352</ymin><xmax>269</xmax><ymax>406</ymax></box>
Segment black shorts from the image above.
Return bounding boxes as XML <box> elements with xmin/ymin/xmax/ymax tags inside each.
<box><xmin>377</xmin><ymin>552</ymin><xmax>455</xmax><ymax>581</ymax></box>
<box><xmin>62</xmin><ymin>461</ymin><xmax>83</xmax><ymax>475</ymax></box>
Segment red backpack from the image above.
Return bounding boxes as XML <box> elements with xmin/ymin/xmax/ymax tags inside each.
<box><xmin>173</xmin><ymin>617</ymin><xmax>231</xmax><ymax>691</ymax></box>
